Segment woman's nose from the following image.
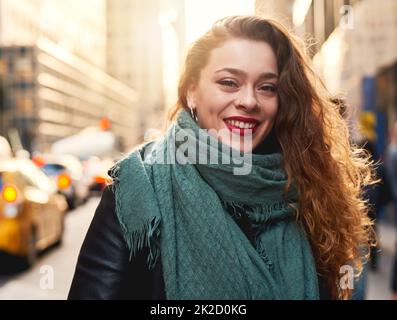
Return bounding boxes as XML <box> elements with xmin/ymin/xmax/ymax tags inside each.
<box><xmin>236</xmin><ymin>87</ymin><xmax>259</xmax><ymax>111</ymax></box>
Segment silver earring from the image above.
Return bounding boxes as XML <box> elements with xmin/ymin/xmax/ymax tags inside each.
<box><xmin>190</xmin><ymin>107</ymin><xmax>198</xmax><ymax>122</ymax></box>
<box><xmin>188</xmin><ymin>101</ymin><xmax>198</xmax><ymax>122</ymax></box>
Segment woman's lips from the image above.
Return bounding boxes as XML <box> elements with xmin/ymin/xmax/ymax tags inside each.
<box><xmin>223</xmin><ymin>117</ymin><xmax>259</xmax><ymax>136</ymax></box>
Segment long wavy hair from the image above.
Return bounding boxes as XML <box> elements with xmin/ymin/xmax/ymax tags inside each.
<box><xmin>167</xmin><ymin>15</ymin><xmax>375</xmax><ymax>299</ymax></box>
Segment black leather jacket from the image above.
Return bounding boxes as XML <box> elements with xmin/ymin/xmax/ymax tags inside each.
<box><xmin>68</xmin><ymin>186</ymin><xmax>331</xmax><ymax>300</ymax></box>
<box><xmin>68</xmin><ymin>186</ymin><xmax>165</xmax><ymax>299</ymax></box>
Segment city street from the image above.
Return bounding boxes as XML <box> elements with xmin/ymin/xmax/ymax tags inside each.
<box><xmin>0</xmin><ymin>197</ymin><xmax>98</xmax><ymax>300</ymax></box>
<box><xmin>0</xmin><ymin>195</ymin><xmax>395</xmax><ymax>300</ymax></box>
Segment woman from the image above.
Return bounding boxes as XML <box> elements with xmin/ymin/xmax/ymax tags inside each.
<box><xmin>68</xmin><ymin>15</ymin><xmax>374</xmax><ymax>300</ymax></box>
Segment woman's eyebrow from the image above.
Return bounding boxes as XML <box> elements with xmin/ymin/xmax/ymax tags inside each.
<box><xmin>214</xmin><ymin>67</ymin><xmax>278</xmax><ymax>81</ymax></box>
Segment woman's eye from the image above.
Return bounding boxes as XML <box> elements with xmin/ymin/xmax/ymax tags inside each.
<box><xmin>259</xmin><ymin>85</ymin><xmax>277</xmax><ymax>93</ymax></box>
<box><xmin>218</xmin><ymin>80</ymin><xmax>238</xmax><ymax>87</ymax></box>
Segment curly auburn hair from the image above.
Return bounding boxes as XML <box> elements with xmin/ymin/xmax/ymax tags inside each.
<box><xmin>167</xmin><ymin>15</ymin><xmax>376</xmax><ymax>299</ymax></box>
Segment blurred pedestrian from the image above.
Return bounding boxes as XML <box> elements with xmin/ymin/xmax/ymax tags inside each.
<box><xmin>331</xmin><ymin>97</ymin><xmax>371</xmax><ymax>300</ymax></box>
<box><xmin>385</xmin><ymin>122</ymin><xmax>397</xmax><ymax>299</ymax></box>
<box><xmin>360</xmin><ymin>131</ymin><xmax>393</xmax><ymax>276</ymax></box>
<box><xmin>68</xmin><ymin>15</ymin><xmax>375</xmax><ymax>300</ymax></box>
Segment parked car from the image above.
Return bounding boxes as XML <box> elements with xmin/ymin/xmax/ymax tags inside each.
<box><xmin>0</xmin><ymin>158</ymin><xmax>67</xmax><ymax>267</ymax></box>
<box><xmin>34</xmin><ymin>154</ymin><xmax>90</xmax><ymax>210</ymax></box>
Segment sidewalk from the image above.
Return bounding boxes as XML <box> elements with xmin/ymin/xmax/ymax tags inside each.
<box><xmin>367</xmin><ymin>222</ymin><xmax>396</xmax><ymax>300</ymax></box>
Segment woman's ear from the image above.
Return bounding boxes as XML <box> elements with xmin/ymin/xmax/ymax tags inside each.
<box><xmin>186</xmin><ymin>85</ymin><xmax>197</xmax><ymax>108</ymax></box>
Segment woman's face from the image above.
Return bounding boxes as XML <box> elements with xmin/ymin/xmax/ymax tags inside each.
<box><xmin>188</xmin><ymin>38</ymin><xmax>279</xmax><ymax>152</ymax></box>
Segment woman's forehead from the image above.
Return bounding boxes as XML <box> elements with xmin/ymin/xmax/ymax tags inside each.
<box><xmin>202</xmin><ymin>38</ymin><xmax>278</xmax><ymax>76</ymax></box>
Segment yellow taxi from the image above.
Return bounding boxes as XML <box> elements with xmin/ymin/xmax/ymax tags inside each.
<box><xmin>0</xmin><ymin>157</ymin><xmax>68</xmax><ymax>266</ymax></box>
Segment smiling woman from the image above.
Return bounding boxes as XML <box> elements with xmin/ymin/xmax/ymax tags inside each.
<box><xmin>69</xmin><ymin>15</ymin><xmax>375</xmax><ymax>300</ymax></box>
<box><xmin>186</xmin><ymin>38</ymin><xmax>279</xmax><ymax>152</ymax></box>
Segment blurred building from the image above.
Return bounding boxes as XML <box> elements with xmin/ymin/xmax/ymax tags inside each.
<box><xmin>0</xmin><ymin>0</ymin><xmax>140</xmax><ymax>154</ymax></box>
<box><xmin>106</xmin><ymin>0</ymin><xmax>165</xmax><ymax>134</ymax></box>
<box><xmin>312</xmin><ymin>0</ymin><xmax>397</xmax><ymax>153</ymax></box>
<box><xmin>255</xmin><ymin>0</ymin><xmax>360</xmax><ymax>53</ymax></box>
<box><xmin>158</xmin><ymin>0</ymin><xmax>187</xmax><ymax>116</ymax></box>
<box><xmin>0</xmin><ymin>43</ymin><xmax>139</xmax><ymax>154</ymax></box>
<box><xmin>0</xmin><ymin>0</ymin><xmax>107</xmax><ymax>70</ymax></box>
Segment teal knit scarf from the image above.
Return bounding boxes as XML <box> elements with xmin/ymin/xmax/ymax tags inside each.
<box><xmin>109</xmin><ymin>109</ymin><xmax>319</xmax><ymax>300</ymax></box>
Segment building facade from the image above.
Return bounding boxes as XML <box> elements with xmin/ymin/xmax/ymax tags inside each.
<box><xmin>0</xmin><ymin>41</ymin><xmax>139</xmax><ymax>153</ymax></box>
<box><xmin>106</xmin><ymin>0</ymin><xmax>165</xmax><ymax>134</ymax></box>
<box><xmin>0</xmin><ymin>0</ymin><xmax>107</xmax><ymax>69</ymax></box>
<box><xmin>0</xmin><ymin>0</ymin><xmax>140</xmax><ymax>153</ymax></box>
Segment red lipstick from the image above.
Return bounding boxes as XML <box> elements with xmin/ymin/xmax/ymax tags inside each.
<box><xmin>223</xmin><ymin>116</ymin><xmax>260</xmax><ymax>136</ymax></box>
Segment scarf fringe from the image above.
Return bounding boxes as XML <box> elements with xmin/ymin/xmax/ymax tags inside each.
<box><xmin>222</xmin><ymin>184</ymin><xmax>278</xmax><ymax>271</ymax></box>
<box><xmin>256</xmin><ymin>239</ymin><xmax>275</xmax><ymax>274</ymax></box>
<box><xmin>221</xmin><ymin>200</ymin><xmax>294</xmax><ymax>224</ymax></box>
<box><xmin>123</xmin><ymin>216</ymin><xmax>161</xmax><ymax>270</ymax></box>
<box><xmin>108</xmin><ymin>162</ymin><xmax>161</xmax><ymax>270</ymax></box>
